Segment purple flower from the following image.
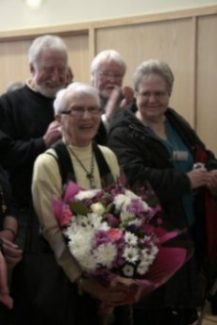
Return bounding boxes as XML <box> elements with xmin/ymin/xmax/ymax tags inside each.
<box><xmin>94</xmin><ymin>231</ymin><xmax>110</xmax><ymax>246</ymax></box>
<box><xmin>127</xmin><ymin>198</ymin><xmax>146</xmax><ymax>214</ymax></box>
<box><xmin>104</xmin><ymin>213</ymin><xmax>119</xmax><ymax>227</ymax></box>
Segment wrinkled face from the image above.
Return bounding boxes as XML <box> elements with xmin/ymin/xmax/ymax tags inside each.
<box><xmin>135</xmin><ymin>73</ymin><xmax>170</xmax><ymax>122</ymax></box>
<box><xmin>30</xmin><ymin>49</ymin><xmax>68</xmax><ymax>98</ymax></box>
<box><xmin>92</xmin><ymin>61</ymin><xmax>125</xmax><ymax>99</ymax></box>
<box><xmin>57</xmin><ymin>93</ymin><xmax>101</xmax><ymax>147</ymax></box>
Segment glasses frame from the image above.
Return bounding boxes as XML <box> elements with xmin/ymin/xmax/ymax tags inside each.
<box><xmin>60</xmin><ymin>106</ymin><xmax>101</xmax><ymax>117</ymax></box>
<box><xmin>136</xmin><ymin>90</ymin><xmax>169</xmax><ymax>100</ymax></box>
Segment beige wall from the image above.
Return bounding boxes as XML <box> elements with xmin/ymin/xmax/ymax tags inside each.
<box><xmin>0</xmin><ymin>0</ymin><xmax>217</xmax><ymax>30</ymax></box>
<box><xmin>0</xmin><ymin>5</ymin><xmax>216</xmax><ymax>156</ymax></box>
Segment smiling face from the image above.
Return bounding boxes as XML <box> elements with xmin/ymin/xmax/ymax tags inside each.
<box><xmin>57</xmin><ymin>93</ymin><xmax>101</xmax><ymax>147</ymax></box>
<box><xmin>30</xmin><ymin>48</ymin><xmax>68</xmax><ymax>98</ymax></box>
<box><xmin>135</xmin><ymin>73</ymin><xmax>170</xmax><ymax>123</ymax></box>
<box><xmin>92</xmin><ymin>60</ymin><xmax>125</xmax><ymax>99</ymax></box>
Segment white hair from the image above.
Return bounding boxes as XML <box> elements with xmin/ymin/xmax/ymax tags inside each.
<box><xmin>53</xmin><ymin>82</ymin><xmax>100</xmax><ymax>115</ymax></box>
<box><xmin>90</xmin><ymin>49</ymin><xmax>126</xmax><ymax>76</ymax></box>
<box><xmin>133</xmin><ymin>59</ymin><xmax>174</xmax><ymax>95</ymax></box>
<box><xmin>28</xmin><ymin>34</ymin><xmax>68</xmax><ymax>65</ymax></box>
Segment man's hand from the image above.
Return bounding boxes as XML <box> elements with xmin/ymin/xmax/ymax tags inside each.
<box><xmin>105</xmin><ymin>86</ymin><xmax>134</xmax><ymax>124</ymax></box>
<box><xmin>43</xmin><ymin>120</ymin><xmax>62</xmax><ymax>147</ymax></box>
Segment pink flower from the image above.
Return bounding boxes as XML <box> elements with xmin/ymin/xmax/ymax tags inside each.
<box><xmin>63</xmin><ymin>181</ymin><xmax>81</xmax><ymax>203</ymax></box>
<box><xmin>52</xmin><ymin>199</ymin><xmax>73</xmax><ymax>228</ymax></box>
<box><xmin>107</xmin><ymin>229</ymin><xmax>123</xmax><ymax>241</ymax></box>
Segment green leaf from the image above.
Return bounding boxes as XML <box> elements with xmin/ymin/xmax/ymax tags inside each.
<box><xmin>70</xmin><ymin>201</ymin><xmax>89</xmax><ymax>215</ymax></box>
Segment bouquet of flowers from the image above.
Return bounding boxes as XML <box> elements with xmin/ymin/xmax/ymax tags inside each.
<box><xmin>52</xmin><ymin>180</ymin><xmax>187</xmax><ymax>303</ymax></box>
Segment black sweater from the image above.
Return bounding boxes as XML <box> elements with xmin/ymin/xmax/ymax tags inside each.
<box><xmin>0</xmin><ymin>86</ymin><xmax>53</xmax><ymax>207</ymax></box>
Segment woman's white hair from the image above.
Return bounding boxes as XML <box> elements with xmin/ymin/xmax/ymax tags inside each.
<box><xmin>53</xmin><ymin>82</ymin><xmax>100</xmax><ymax>115</ymax></box>
<box><xmin>133</xmin><ymin>59</ymin><xmax>174</xmax><ymax>95</ymax></box>
<box><xmin>28</xmin><ymin>34</ymin><xmax>68</xmax><ymax>65</ymax></box>
<box><xmin>90</xmin><ymin>49</ymin><xmax>126</xmax><ymax>77</ymax></box>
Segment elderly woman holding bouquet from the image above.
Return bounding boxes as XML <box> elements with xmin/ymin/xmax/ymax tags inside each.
<box><xmin>31</xmin><ymin>82</ymin><xmax>137</xmax><ymax>325</ymax></box>
<box><xmin>108</xmin><ymin>59</ymin><xmax>217</xmax><ymax>325</ymax></box>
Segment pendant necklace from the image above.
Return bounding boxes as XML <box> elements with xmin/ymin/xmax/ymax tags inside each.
<box><xmin>70</xmin><ymin>146</ymin><xmax>96</xmax><ymax>189</ymax></box>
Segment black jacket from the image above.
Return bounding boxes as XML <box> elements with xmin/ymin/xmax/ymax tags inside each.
<box><xmin>108</xmin><ymin>107</ymin><xmax>217</xmax><ymax>230</ymax></box>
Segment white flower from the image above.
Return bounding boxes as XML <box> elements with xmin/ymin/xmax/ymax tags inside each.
<box><xmin>128</xmin><ymin>219</ymin><xmax>142</xmax><ymax>227</ymax></box>
<box><xmin>75</xmin><ymin>189</ymin><xmax>101</xmax><ymax>201</ymax></box>
<box><xmin>94</xmin><ymin>242</ymin><xmax>117</xmax><ymax>268</ymax></box>
<box><xmin>137</xmin><ymin>261</ymin><xmax>149</xmax><ymax>275</ymax></box>
<box><xmin>120</xmin><ymin>210</ymin><xmax>134</xmax><ymax>223</ymax></box>
<box><xmin>87</xmin><ymin>213</ymin><xmax>103</xmax><ymax>229</ymax></box>
<box><xmin>140</xmin><ymin>244</ymin><xmax>159</xmax><ymax>266</ymax></box>
<box><xmin>114</xmin><ymin>193</ymin><xmax>128</xmax><ymax>211</ymax></box>
<box><xmin>75</xmin><ymin>215</ymin><xmax>92</xmax><ymax>229</ymax></box>
<box><xmin>79</xmin><ymin>253</ymin><xmax>97</xmax><ymax>272</ymax></box>
<box><xmin>87</xmin><ymin>213</ymin><xmax>110</xmax><ymax>231</ymax></box>
<box><xmin>125</xmin><ymin>190</ymin><xmax>138</xmax><ymax>199</ymax></box>
<box><xmin>123</xmin><ymin>246</ymin><xmax>139</xmax><ymax>264</ymax></box>
<box><xmin>124</xmin><ymin>232</ymin><xmax>138</xmax><ymax>246</ymax></box>
<box><xmin>90</xmin><ymin>202</ymin><xmax>105</xmax><ymax>216</ymax></box>
<box><xmin>122</xmin><ymin>264</ymin><xmax>134</xmax><ymax>277</ymax></box>
<box><xmin>68</xmin><ymin>229</ymin><xmax>93</xmax><ymax>260</ymax></box>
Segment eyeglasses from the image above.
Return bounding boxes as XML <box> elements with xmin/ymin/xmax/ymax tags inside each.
<box><xmin>137</xmin><ymin>91</ymin><xmax>168</xmax><ymax>99</ymax></box>
<box><xmin>60</xmin><ymin>106</ymin><xmax>101</xmax><ymax>117</ymax></box>
<box><xmin>98</xmin><ymin>71</ymin><xmax>124</xmax><ymax>81</ymax></box>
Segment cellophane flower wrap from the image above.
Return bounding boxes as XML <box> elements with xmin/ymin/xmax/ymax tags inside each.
<box><xmin>52</xmin><ymin>179</ymin><xmax>188</xmax><ymax>303</ymax></box>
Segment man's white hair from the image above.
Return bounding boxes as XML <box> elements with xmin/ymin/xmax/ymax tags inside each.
<box><xmin>28</xmin><ymin>34</ymin><xmax>68</xmax><ymax>65</ymax></box>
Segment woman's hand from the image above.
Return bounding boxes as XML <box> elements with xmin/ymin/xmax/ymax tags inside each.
<box><xmin>78</xmin><ymin>276</ymin><xmax>138</xmax><ymax>305</ymax></box>
<box><xmin>0</xmin><ymin>236</ymin><xmax>22</xmax><ymax>268</ymax></box>
<box><xmin>187</xmin><ymin>169</ymin><xmax>209</xmax><ymax>189</ymax></box>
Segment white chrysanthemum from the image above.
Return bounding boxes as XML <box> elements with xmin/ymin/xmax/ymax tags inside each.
<box><xmin>68</xmin><ymin>230</ymin><xmax>93</xmax><ymax>260</ymax></box>
<box><xmin>128</xmin><ymin>219</ymin><xmax>142</xmax><ymax>227</ymax></box>
<box><xmin>123</xmin><ymin>246</ymin><xmax>139</xmax><ymax>264</ymax></box>
<box><xmin>150</xmin><ymin>244</ymin><xmax>159</xmax><ymax>256</ymax></box>
<box><xmin>125</xmin><ymin>190</ymin><xmax>138</xmax><ymax>199</ymax></box>
<box><xmin>137</xmin><ymin>261</ymin><xmax>149</xmax><ymax>275</ymax></box>
<box><xmin>141</xmin><ymin>244</ymin><xmax>159</xmax><ymax>266</ymax></box>
<box><xmin>64</xmin><ymin>220</ymin><xmax>85</xmax><ymax>237</ymax></box>
<box><xmin>141</xmin><ymin>200</ymin><xmax>150</xmax><ymax>211</ymax></box>
<box><xmin>120</xmin><ymin>210</ymin><xmax>134</xmax><ymax>223</ymax></box>
<box><xmin>122</xmin><ymin>264</ymin><xmax>134</xmax><ymax>277</ymax></box>
<box><xmin>79</xmin><ymin>253</ymin><xmax>97</xmax><ymax>272</ymax></box>
<box><xmin>94</xmin><ymin>242</ymin><xmax>117</xmax><ymax>268</ymax></box>
<box><xmin>75</xmin><ymin>215</ymin><xmax>92</xmax><ymax>229</ymax></box>
<box><xmin>86</xmin><ymin>213</ymin><xmax>110</xmax><ymax>230</ymax></box>
<box><xmin>75</xmin><ymin>189</ymin><xmax>101</xmax><ymax>201</ymax></box>
<box><xmin>87</xmin><ymin>213</ymin><xmax>103</xmax><ymax>229</ymax></box>
<box><xmin>114</xmin><ymin>193</ymin><xmax>129</xmax><ymax>211</ymax></box>
<box><xmin>90</xmin><ymin>202</ymin><xmax>105</xmax><ymax>216</ymax></box>
<box><xmin>99</xmin><ymin>222</ymin><xmax>110</xmax><ymax>231</ymax></box>
<box><xmin>124</xmin><ymin>231</ymin><xmax>138</xmax><ymax>246</ymax></box>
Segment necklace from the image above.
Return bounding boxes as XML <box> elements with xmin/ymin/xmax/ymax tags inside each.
<box><xmin>70</xmin><ymin>146</ymin><xmax>96</xmax><ymax>189</ymax></box>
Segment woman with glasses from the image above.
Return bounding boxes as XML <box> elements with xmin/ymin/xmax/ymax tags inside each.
<box><xmin>108</xmin><ymin>59</ymin><xmax>217</xmax><ymax>325</ymax></box>
<box><xmin>30</xmin><ymin>82</ymin><xmax>136</xmax><ymax>325</ymax></box>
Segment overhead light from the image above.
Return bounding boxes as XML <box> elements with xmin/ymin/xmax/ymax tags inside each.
<box><xmin>25</xmin><ymin>0</ymin><xmax>43</xmax><ymax>9</ymax></box>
